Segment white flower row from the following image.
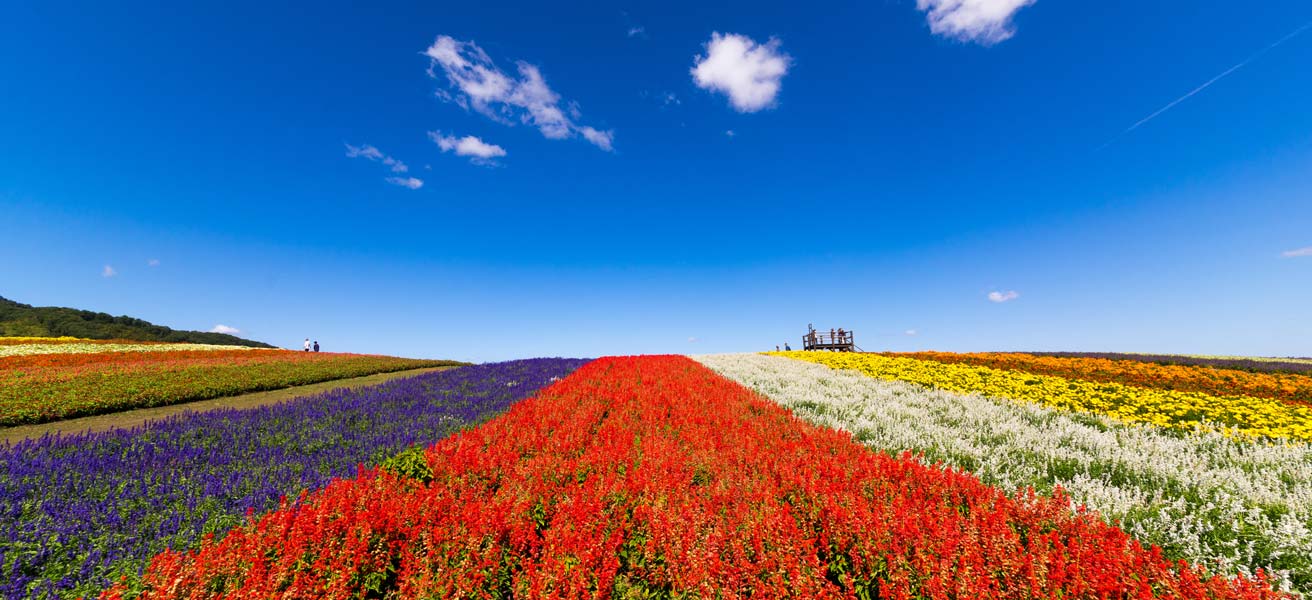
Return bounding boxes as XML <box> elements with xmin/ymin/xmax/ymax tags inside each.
<box><xmin>693</xmin><ymin>352</ymin><xmax>1312</xmax><ymax>595</ymax></box>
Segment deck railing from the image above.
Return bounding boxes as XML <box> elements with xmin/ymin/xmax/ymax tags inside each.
<box><xmin>801</xmin><ymin>331</ymin><xmax>854</xmax><ymax>350</ymax></box>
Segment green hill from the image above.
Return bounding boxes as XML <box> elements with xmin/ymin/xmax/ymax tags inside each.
<box><xmin>0</xmin><ymin>296</ymin><xmax>275</xmax><ymax>347</ymax></box>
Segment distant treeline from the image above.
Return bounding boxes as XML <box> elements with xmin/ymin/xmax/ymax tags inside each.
<box><xmin>0</xmin><ymin>296</ymin><xmax>274</xmax><ymax>347</ymax></box>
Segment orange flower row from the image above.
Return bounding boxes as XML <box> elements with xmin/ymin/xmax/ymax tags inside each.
<box><xmin>888</xmin><ymin>351</ymin><xmax>1312</xmax><ymax>406</ymax></box>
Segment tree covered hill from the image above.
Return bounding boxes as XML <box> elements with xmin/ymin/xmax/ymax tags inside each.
<box><xmin>0</xmin><ymin>296</ymin><xmax>274</xmax><ymax>347</ymax></box>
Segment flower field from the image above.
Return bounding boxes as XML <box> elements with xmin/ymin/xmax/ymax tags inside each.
<box><xmin>698</xmin><ymin>353</ymin><xmax>1312</xmax><ymax>595</ymax></box>
<box><xmin>889</xmin><ymin>351</ymin><xmax>1312</xmax><ymax>406</ymax></box>
<box><xmin>0</xmin><ymin>359</ymin><xmax>586</xmax><ymax>599</ymax></box>
<box><xmin>0</xmin><ymin>341</ymin><xmax>460</xmax><ymax>425</ymax></box>
<box><xmin>1</xmin><ymin>344</ymin><xmax>1302</xmax><ymax>599</ymax></box>
<box><xmin>105</xmin><ymin>356</ymin><xmax>1283</xmax><ymax>599</ymax></box>
<box><xmin>0</xmin><ymin>340</ymin><xmax>257</xmax><ymax>358</ymax></box>
<box><xmin>1030</xmin><ymin>352</ymin><xmax>1312</xmax><ymax>376</ymax></box>
<box><xmin>771</xmin><ymin>351</ymin><xmax>1312</xmax><ymax>441</ymax></box>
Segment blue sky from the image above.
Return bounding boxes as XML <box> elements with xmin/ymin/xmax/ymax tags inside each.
<box><xmin>2</xmin><ymin>0</ymin><xmax>1310</xmax><ymax>361</ymax></box>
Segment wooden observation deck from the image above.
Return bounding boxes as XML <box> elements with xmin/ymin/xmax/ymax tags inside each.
<box><xmin>802</xmin><ymin>328</ymin><xmax>856</xmax><ymax>352</ymax></box>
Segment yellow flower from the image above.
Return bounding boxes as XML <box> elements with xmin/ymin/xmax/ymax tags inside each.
<box><xmin>769</xmin><ymin>351</ymin><xmax>1312</xmax><ymax>442</ymax></box>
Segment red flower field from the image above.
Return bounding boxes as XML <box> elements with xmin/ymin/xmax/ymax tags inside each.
<box><xmin>110</xmin><ymin>355</ymin><xmax>1285</xmax><ymax>599</ymax></box>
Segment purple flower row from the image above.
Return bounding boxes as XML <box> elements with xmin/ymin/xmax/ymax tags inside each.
<box><xmin>0</xmin><ymin>358</ymin><xmax>588</xmax><ymax>599</ymax></box>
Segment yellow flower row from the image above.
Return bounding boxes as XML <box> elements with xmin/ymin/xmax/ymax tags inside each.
<box><xmin>0</xmin><ymin>341</ymin><xmax>265</xmax><ymax>358</ymax></box>
<box><xmin>770</xmin><ymin>351</ymin><xmax>1312</xmax><ymax>442</ymax></box>
<box><xmin>0</xmin><ymin>336</ymin><xmax>85</xmax><ymax>346</ymax></box>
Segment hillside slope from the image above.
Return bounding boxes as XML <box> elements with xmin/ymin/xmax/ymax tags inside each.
<box><xmin>0</xmin><ymin>296</ymin><xmax>274</xmax><ymax>347</ymax></box>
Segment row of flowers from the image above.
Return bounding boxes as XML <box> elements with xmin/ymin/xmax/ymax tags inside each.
<box><xmin>771</xmin><ymin>351</ymin><xmax>1312</xmax><ymax>442</ymax></box>
<box><xmin>0</xmin><ymin>349</ymin><xmax>459</xmax><ymax>425</ymax></box>
<box><xmin>0</xmin><ymin>359</ymin><xmax>586</xmax><ymax>599</ymax></box>
<box><xmin>108</xmin><ymin>355</ymin><xmax>1285</xmax><ymax>599</ymax></box>
<box><xmin>698</xmin><ymin>353</ymin><xmax>1312</xmax><ymax>595</ymax></box>
<box><xmin>0</xmin><ymin>340</ymin><xmax>265</xmax><ymax>358</ymax></box>
<box><xmin>1030</xmin><ymin>352</ymin><xmax>1312</xmax><ymax>375</ymax></box>
<box><xmin>890</xmin><ymin>351</ymin><xmax>1312</xmax><ymax>405</ymax></box>
<box><xmin>0</xmin><ymin>337</ymin><xmax>89</xmax><ymax>346</ymax></box>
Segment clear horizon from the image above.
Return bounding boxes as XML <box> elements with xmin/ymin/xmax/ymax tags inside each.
<box><xmin>2</xmin><ymin>1</ymin><xmax>1310</xmax><ymax>362</ymax></box>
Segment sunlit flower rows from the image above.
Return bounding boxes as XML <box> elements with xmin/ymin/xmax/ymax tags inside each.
<box><xmin>697</xmin><ymin>353</ymin><xmax>1312</xmax><ymax>595</ymax></box>
<box><xmin>890</xmin><ymin>351</ymin><xmax>1312</xmax><ymax>406</ymax></box>
<box><xmin>1</xmin><ymin>359</ymin><xmax>585</xmax><ymax>599</ymax></box>
<box><xmin>0</xmin><ymin>340</ymin><xmax>265</xmax><ymax>358</ymax></box>
<box><xmin>105</xmin><ymin>356</ymin><xmax>1285</xmax><ymax>600</ymax></box>
<box><xmin>771</xmin><ymin>351</ymin><xmax>1312</xmax><ymax>442</ymax></box>
<box><xmin>0</xmin><ymin>347</ymin><xmax>458</xmax><ymax>425</ymax></box>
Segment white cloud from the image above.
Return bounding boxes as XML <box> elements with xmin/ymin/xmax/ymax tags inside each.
<box><xmin>627</xmin><ymin>26</ymin><xmax>645</xmax><ymax>38</ymax></box>
<box><xmin>424</xmin><ymin>35</ymin><xmax>614</xmax><ymax>151</ymax></box>
<box><xmin>385</xmin><ymin>177</ymin><xmax>424</xmax><ymax>190</ymax></box>
<box><xmin>147</xmin><ymin>258</ymin><xmax>160</xmax><ymax>267</ymax></box>
<box><xmin>725</xmin><ymin>129</ymin><xmax>735</xmax><ymax>137</ymax></box>
<box><xmin>905</xmin><ymin>329</ymin><xmax>918</xmax><ymax>336</ymax></box>
<box><xmin>1282</xmin><ymin>246</ymin><xmax>1312</xmax><ymax>258</ymax></box>
<box><xmin>688</xmin><ymin>336</ymin><xmax>698</xmax><ymax>343</ymax></box>
<box><xmin>345</xmin><ymin>143</ymin><xmax>408</xmax><ymax>173</ymax></box>
<box><xmin>578</xmin><ymin>126</ymin><xmax>614</xmax><ymax>152</ymax></box>
<box><xmin>209</xmin><ymin>324</ymin><xmax>240</xmax><ymax>335</ymax></box>
<box><xmin>102</xmin><ymin>265</ymin><xmax>117</xmax><ymax>278</ymax></box>
<box><xmin>988</xmin><ymin>290</ymin><xmax>1020</xmax><ymax>303</ymax></box>
<box><xmin>428</xmin><ymin>131</ymin><xmax>508</xmax><ymax>164</ymax></box>
<box><xmin>691</xmin><ymin>32</ymin><xmax>790</xmax><ymax>113</ymax></box>
<box><xmin>917</xmin><ymin>0</ymin><xmax>1036</xmax><ymax>45</ymax></box>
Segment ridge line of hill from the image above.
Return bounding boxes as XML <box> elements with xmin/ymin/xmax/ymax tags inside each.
<box><xmin>0</xmin><ymin>295</ymin><xmax>275</xmax><ymax>348</ymax></box>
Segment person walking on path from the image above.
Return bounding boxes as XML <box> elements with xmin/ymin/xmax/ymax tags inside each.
<box><xmin>303</xmin><ymin>338</ymin><xmax>311</xmax><ymax>352</ymax></box>
<box><xmin>313</xmin><ymin>341</ymin><xmax>320</xmax><ymax>353</ymax></box>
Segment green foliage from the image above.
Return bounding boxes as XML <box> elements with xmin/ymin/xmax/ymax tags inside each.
<box><xmin>0</xmin><ymin>295</ymin><xmax>274</xmax><ymax>347</ymax></box>
<box><xmin>378</xmin><ymin>445</ymin><xmax>435</xmax><ymax>483</ymax></box>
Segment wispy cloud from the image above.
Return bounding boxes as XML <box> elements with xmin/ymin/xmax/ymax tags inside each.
<box><xmin>429</xmin><ymin>131</ymin><xmax>508</xmax><ymax>164</ymax></box>
<box><xmin>1099</xmin><ymin>20</ymin><xmax>1312</xmax><ymax>151</ymax></box>
<box><xmin>1283</xmin><ymin>246</ymin><xmax>1312</xmax><ymax>258</ymax></box>
<box><xmin>385</xmin><ymin>177</ymin><xmax>424</xmax><ymax>190</ymax></box>
<box><xmin>988</xmin><ymin>290</ymin><xmax>1020</xmax><ymax>303</ymax></box>
<box><xmin>905</xmin><ymin>329</ymin><xmax>919</xmax><ymax>336</ymax></box>
<box><xmin>692</xmin><ymin>33</ymin><xmax>790</xmax><ymax>113</ymax></box>
<box><xmin>147</xmin><ymin>258</ymin><xmax>160</xmax><ymax>267</ymax></box>
<box><xmin>346</xmin><ymin>143</ymin><xmax>422</xmax><ymax>188</ymax></box>
<box><xmin>345</xmin><ymin>143</ymin><xmax>408</xmax><ymax>173</ymax></box>
<box><xmin>424</xmin><ymin>35</ymin><xmax>615</xmax><ymax>151</ymax></box>
<box><xmin>627</xmin><ymin>26</ymin><xmax>646</xmax><ymax>38</ymax></box>
<box><xmin>209</xmin><ymin>324</ymin><xmax>240</xmax><ymax>335</ymax></box>
<box><xmin>102</xmin><ymin>265</ymin><xmax>117</xmax><ymax>278</ymax></box>
<box><xmin>687</xmin><ymin>336</ymin><xmax>698</xmax><ymax>343</ymax></box>
<box><xmin>916</xmin><ymin>0</ymin><xmax>1036</xmax><ymax>45</ymax></box>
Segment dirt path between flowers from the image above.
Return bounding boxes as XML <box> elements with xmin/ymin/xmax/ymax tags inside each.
<box><xmin>1</xmin><ymin>366</ymin><xmax>457</xmax><ymax>444</ymax></box>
